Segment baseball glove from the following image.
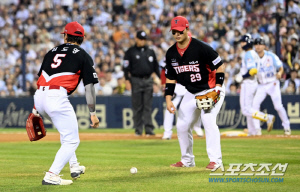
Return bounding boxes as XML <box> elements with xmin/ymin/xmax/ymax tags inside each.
<box><xmin>195</xmin><ymin>90</ymin><xmax>220</xmax><ymax>110</ymax></box>
<box><xmin>26</xmin><ymin>113</ymin><xmax>46</xmax><ymax>141</ymax></box>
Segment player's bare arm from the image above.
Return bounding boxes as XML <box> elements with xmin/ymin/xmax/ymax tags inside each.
<box><xmin>85</xmin><ymin>83</ymin><xmax>100</xmax><ymax>128</ymax></box>
<box><xmin>165</xmin><ymin>78</ymin><xmax>176</xmax><ymax>114</ymax></box>
<box><xmin>276</xmin><ymin>66</ymin><xmax>284</xmax><ymax>79</ymax></box>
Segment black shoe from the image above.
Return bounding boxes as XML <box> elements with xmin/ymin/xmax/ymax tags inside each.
<box><xmin>145</xmin><ymin>132</ymin><xmax>155</xmax><ymax>136</ymax></box>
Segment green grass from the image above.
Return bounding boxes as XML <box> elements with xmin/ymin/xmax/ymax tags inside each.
<box><xmin>0</xmin><ymin>129</ymin><xmax>299</xmax><ymax>192</ymax></box>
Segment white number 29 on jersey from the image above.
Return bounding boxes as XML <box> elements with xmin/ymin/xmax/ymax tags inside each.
<box><xmin>190</xmin><ymin>73</ymin><xmax>201</xmax><ymax>82</ymax></box>
<box><xmin>51</xmin><ymin>54</ymin><xmax>66</xmax><ymax>68</ymax></box>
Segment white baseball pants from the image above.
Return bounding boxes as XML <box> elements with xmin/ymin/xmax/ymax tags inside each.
<box><xmin>240</xmin><ymin>81</ymin><xmax>259</xmax><ymax>135</ymax></box>
<box><xmin>34</xmin><ymin>86</ymin><xmax>80</xmax><ymax>175</ymax></box>
<box><xmin>176</xmin><ymin>89</ymin><xmax>224</xmax><ymax>166</ymax></box>
<box><xmin>163</xmin><ymin>83</ymin><xmax>202</xmax><ymax>138</ymax></box>
<box><xmin>163</xmin><ymin>96</ymin><xmax>202</xmax><ymax>138</ymax></box>
<box><xmin>252</xmin><ymin>80</ymin><xmax>290</xmax><ymax>130</ymax></box>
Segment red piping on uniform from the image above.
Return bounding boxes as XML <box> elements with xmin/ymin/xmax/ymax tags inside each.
<box><xmin>206</xmin><ymin>64</ymin><xmax>216</xmax><ymax>88</ymax></box>
<box><xmin>37</xmin><ymin>71</ymin><xmax>81</xmax><ymax>93</ymax></box>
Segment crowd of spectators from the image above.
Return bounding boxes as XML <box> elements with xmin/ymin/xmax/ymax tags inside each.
<box><xmin>0</xmin><ymin>0</ymin><xmax>300</xmax><ymax>98</ymax></box>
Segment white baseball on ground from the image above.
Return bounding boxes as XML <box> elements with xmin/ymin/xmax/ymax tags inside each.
<box><xmin>130</xmin><ymin>167</ymin><xmax>137</xmax><ymax>174</ymax></box>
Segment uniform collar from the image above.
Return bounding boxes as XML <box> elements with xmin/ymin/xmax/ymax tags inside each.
<box><xmin>135</xmin><ymin>44</ymin><xmax>147</xmax><ymax>50</ymax></box>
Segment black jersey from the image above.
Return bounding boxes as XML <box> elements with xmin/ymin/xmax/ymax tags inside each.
<box><xmin>123</xmin><ymin>45</ymin><xmax>160</xmax><ymax>79</ymax></box>
<box><xmin>37</xmin><ymin>43</ymin><xmax>98</xmax><ymax>95</ymax></box>
<box><xmin>165</xmin><ymin>38</ymin><xmax>223</xmax><ymax>94</ymax></box>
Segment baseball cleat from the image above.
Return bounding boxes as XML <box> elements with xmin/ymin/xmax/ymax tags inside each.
<box><xmin>256</xmin><ymin>129</ymin><xmax>262</xmax><ymax>136</ymax></box>
<box><xmin>42</xmin><ymin>172</ymin><xmax>73</xmax><ymax>185</ymax></box>
<box><xmin>194</xmin><ymin>128</ymin><xmax>204</xmax><ymax>137</ymax></box>
<box><xmin>284</xmin><ymin>129</ymin><xmax>291</xmax><ymax>136</ymax></box>
<box><xmin>162</xmin><ymin>134</ymin><xmax>172</xmax><ymax>140</ymax></box>
<box><xmin>267</xmin><ymin>115</ymin><xmax>275</xmax><ymax>132</ymax></box>
<box><xmin>170</xmin><ymin>161</ymin><xmax>195</xmax><ymax>167</ymax></box>
<box><xmin>170</xmin><ymin>161</ymin><xmax>186</xmax><ymax>167</ymax></box>
<box><xmin>206</xmin><ymin>162</ymin><xmax>221</xmax><ymax>170</ymax></box>
<box><xmin>70</xmin><ymin>163</ymin><xmax>85</xmax><ymax>179</ymax></box>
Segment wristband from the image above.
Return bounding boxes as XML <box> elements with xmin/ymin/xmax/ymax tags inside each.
<box><xmin>90</xmin><ymin>111</ymin><xmax>96</xmax><ymax>116</ymax></box>
<box><xmin>216</xmin><ymin>73</ymin><xmax>224</xmax><ymax>85</ymax></box>
<box><xmin>164</xmin><ymin>83</ymin><xmax>175</xmax><ymax>96</ymax></box>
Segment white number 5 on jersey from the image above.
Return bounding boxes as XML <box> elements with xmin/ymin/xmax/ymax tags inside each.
<box><xmin>51</xmin><ymin>54</ymin><xmax>66</xmax><ymax>68</ymax></box>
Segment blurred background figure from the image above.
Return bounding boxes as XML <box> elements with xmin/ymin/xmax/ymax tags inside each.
<box><xmin>123</xmin><ymin>30</ymin><xmax>160</xmax><ymax>136</ymax></box>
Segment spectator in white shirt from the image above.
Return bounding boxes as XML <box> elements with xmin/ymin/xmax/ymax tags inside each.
<box><xmin>15</xmin><ymin>4</ymin><xmax>29</xmax><ymax>22</ymax></box>
<box><xmin>92</xmin><ymin>8</ymin><xmax>112</xmax><ymax>27</ymax></box>
<box><xmin>149</xmin><ymin>0</ymin><xmax>164</xmax><ymax>21</ymax></box>
<box><xmin>288</xmin><ymin>0</ymin><xmax>300</xmax><ymax>15</ymax></box>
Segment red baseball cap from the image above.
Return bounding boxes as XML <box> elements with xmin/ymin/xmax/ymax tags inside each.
<box><xmin>61</xmin><ymin>21</ymin><xmax>85</xmax><ymax>37</ymax></box>
<box><xmin>170</xmin><ymin>16</ymin><xmax>189</xmax><ymax>31</ymax></box>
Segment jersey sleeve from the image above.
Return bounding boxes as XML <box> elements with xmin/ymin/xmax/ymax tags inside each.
<box><xmin>244</xmin><ymin>52</ymin><xmax>257</xmax><ymax>70</ymax></box>
<box><xmin>81</xmin><ymin>53</ymin><xmax>98</xmax><ymax>86</ymax></box>
<box><xmin>270</xmin><ymin>52</ymin><xmax>283</xmax><ymax>70</ymax></box>
<box><xmin>204</xmin><ymin>44</ymin><xmax>223</xmax><ymax>70</ymax></box>
<box><xmin>123</xmin><ymin>50</ymin><xmax>131</xmax><ymax>80</ymax></box>
<box><xmin>165</xmin><ymin>50</ymin><xmax>177</xmax><ymax>80</ymax></box>
<box><xmin>37</xmin><ymin>52</ymin><xmax>49</xmax><ymax>77</ymax></box>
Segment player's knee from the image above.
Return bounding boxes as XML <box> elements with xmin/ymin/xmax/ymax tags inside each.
<box><xmin>176</xmin><ymin>121</ymin><xmax>189</xmax><ymax>133</ymax></box>
<box><xmin>241</xmin><ymin>109</ymin><xmax>250</xmax><ymax>116</ymax></box>
<box><xmin>72</xmin><ymin>139</ymin><xmax>80</xmax><ymax>149</ymax></box>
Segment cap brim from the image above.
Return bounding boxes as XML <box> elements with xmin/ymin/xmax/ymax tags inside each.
<box><xmin>60</xmin><ymin>32</ymin><xmax>84</xmax><ymax>37</ymax></box>
<box><xmin>170</xmin><ymin>27</ymin><xmax>186</xmax><ymax>32</ymax></box>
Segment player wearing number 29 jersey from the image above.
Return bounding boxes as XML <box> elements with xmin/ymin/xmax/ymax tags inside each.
<box><xmin>165</xmin><ymin>38</ymin><xmax>223</xmax><ymax>94</ymax></box>
<box><xmin>37</xmin><ymin>43</ymin><xmax>98</xmax><ymax>95</ymax></box>
<box><xmin>165</xmin><ymin>16</ymin><xmax>225</xmax><ymax>170</ymax></box>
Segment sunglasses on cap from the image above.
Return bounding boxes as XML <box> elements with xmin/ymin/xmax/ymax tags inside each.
<box><xmin>254</xmin><ymin>41</ymin><xmax>265</xmax><ymax>45</ymax></box>
<box><xmin>172</xmin><ymin>30</ymin><xmax>184</xmax><ymax>35</ymax></box>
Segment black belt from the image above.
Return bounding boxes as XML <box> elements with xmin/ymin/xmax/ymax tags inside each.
<box><xmin>132</xmin><ymin>75</ymin><xmax>151</xmax><ymax>79</ymax></box>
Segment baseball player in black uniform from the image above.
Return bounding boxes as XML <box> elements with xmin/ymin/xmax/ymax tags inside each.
<box><xmin>123</xmin><ymin>30</ymin><xmax>160</xmax><ymax>136</ymax></box>
<box><xmin>33</xmin><ymin>21</ymin><xmax>99</xmax><ymax>185</ymax></box>
<box><xmin>165</xmin><ymin>16</ymin><xmax>225</xmax><ymax>170</ymax></box>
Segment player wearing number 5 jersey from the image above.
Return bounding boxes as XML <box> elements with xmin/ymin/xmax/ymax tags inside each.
<box><xmin>165</xmin><ymin>16</ymin><xmax>225</xmax><ymax>170</ymax></box>
<box><xmin>252</xmin><ymin>37</ymin><xmax>291</xmax><ymax>135</ymax></box>
<box><xmin>34</xmin><ymin>21</ymin><xmax>99</xmax><ymax>185</ymax></box>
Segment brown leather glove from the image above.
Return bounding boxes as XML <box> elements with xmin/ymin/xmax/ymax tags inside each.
<box><xmin>26</xmin><ymin>113</ymin><xmax>46</xmax><ymax>141</ymax></box>
<box><xmin>195</xmin><ymin>90</ymin><xmax>220</xmax><ymax>110</ymax></box>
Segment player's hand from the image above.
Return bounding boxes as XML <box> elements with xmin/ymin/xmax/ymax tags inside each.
<box><xmin>276</xmin><ymin>72</ymin><xmax>282</xmax><ymax>79</ymax></box>
<box><xmin>90</xmin><ymin>115</ymin><xmax>100</xmax><ymax>128</ymax></box>
<box><xmin>166</xmin><ymin>96</ymin><xmax>176</xmax><ymax>114</ymax></box>
<box><xmin>32</xmin><ymin>108</ymin><xmax>40</xmax><ymax>117</ymax></box>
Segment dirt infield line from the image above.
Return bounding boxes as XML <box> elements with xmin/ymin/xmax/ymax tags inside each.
<box><xmin>0</xmin><ymin>132</ymin><xmax>299</xmax><ymax>142</ymax></box>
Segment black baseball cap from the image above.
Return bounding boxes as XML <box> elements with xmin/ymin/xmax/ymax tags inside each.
<box><xmin>136</xmin><ymin>30</ymin><xmax>147</xmax><ymax>40</ymax></box>
<box><xmin>254</xmin><ymin>37</ymin><xmax>266</xmax><ymax>45</ymax></box>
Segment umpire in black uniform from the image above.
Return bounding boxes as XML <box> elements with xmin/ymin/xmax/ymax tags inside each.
<box><xmin>123</xmin><ymin>30</ymin><xmax>160</xmax><ymax>136</ymax></box>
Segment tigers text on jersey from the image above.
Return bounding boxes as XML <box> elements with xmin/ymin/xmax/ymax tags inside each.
<box><xmin>241</xmin><ymin>49</ymin><xmax>260</xmax><ymax>82</ymax></box>
<box><xmin>165</xmin><ymin>38</ymin><xmax>223</xmax><ymax>94</ymax></box>
<box><xmin>37</xmin><ymin>43</ymin><xmax>98</xmax><ymax>95</ymax></box>
<box><xmin>257</xmin><ymin>50</ymin><xmax>282</xmax><ymax>84</ymax></box>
